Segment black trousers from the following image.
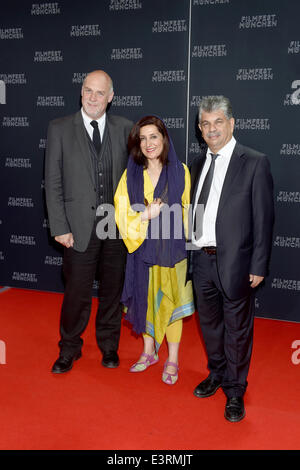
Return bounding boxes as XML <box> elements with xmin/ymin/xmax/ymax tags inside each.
<box><xmin>58</xmin><ymin>221</ymin><xmax>127</xmax><ymax>356</ymax></box>
<box><xmin>192</xmin><ymin>249</ymin><xmax>254</xmax><ymax>398</ymax></box>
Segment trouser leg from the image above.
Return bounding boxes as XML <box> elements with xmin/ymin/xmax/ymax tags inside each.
<box><xmin>95</xmin><ymin>237</ymin><xmax>127</xmax><ymax>353</ymax></box>
<box><xmin>166</xmin><ymin>319</ymin><xmax>183</xmax><ymax>343</ymax></box>
<box><xmin>192</xmin><ymin>250</ymin><xmax>226</xmax><ymax>381</ymax></box>
<box><xmin>221</xmin><ymin>293</ymin><xmax>254</xmax><ymax>398</ymax></box>
<box><xmin>59</xmin><ymin>227</ymin><xmax>100</xmax><ymax>356</ymax></box>
<box><xmin>192</xmin><ymin>249</ymin><xmax>254</xmax><ymax>396</ymax></box>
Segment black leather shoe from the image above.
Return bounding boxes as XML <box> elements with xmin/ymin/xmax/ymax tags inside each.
<box><xmin>224</xmin><ymin>397</ymin><xmax>245</xmax><ymax>422</ymax></box>
<box><xmin>193</xmin><ymin>375</ymin><xmax>222</xmax><ymax>398</ymax></box>
<box><xmin>51</xmin><ymin>351</ymin><xmax>82</xmax><ymax>374</ymax></box>
<box><xmin>102</xmin><ymin>351</ymin><xmax>119</xmax><ymax>368</ymax></box>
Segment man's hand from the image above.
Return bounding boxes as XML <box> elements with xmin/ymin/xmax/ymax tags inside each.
<box><xmin>249</xmin><ymin>274</ymin><xmax>264</xmax><ymax>288</ymax></box>
<box><xmin>55</xmin><ymin>233</ymin><xmax>74</xmax><ymax>248</ymax></box>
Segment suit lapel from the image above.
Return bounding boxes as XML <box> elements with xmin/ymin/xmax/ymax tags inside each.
<box><xmin>73</xmin><ymin>111</ymin><xmax>95</xmax><ymax>185</ymax></box>
<box><xmin>217</xmin><ymin>142</ymin><xmax>246</xmax><ymax>214</ymax></box>
<box><xmin>106</xmin><ymin>114</ymin><xmax>119</xmax><ymax>190</ymax></box>
<box><xmin>191</xmin><ymin>154</ymin><xmax>206</xmax><ymax>209</ymax></box>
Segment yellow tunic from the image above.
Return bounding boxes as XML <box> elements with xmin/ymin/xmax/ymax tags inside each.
<box><xmin>114</xmin><ymin>164</ymin><xmax>194</xmax><ymax>350</ymax></box>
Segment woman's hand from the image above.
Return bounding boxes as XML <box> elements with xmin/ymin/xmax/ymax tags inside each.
<box><xmin>141</xmin><ymin>198</ymin><xmax>163</xmax><ymax>221</ymax></box>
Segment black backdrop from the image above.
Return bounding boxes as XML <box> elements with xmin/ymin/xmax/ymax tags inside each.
<box><xmin>0</xmin><ymin>0</ymin><xmax>299</xmax><ymax>322</ymax></box>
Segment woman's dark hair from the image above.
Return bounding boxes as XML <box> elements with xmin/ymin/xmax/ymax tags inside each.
<box><xmin>128</xmin><ymin>115</ymin><xmax>170</xmax><ymax>167</ymax></box>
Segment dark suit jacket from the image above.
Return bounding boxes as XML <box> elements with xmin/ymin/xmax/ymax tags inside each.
<box><xmin>189</xmin><ymin>141</ymin><xmax>274</xmax><ymax>300</ymax></box>
<box><xmin>45</xmin><ymin>111</ymin><xmax>133</xmax><ymax>252</ymax></box>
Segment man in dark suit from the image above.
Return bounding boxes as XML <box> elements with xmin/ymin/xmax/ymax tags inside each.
<box><xmin>45</xmin><ymin>70</ymin><xmax>133</xmax><ymax>373</ymax></box>
<box><xmin>189</xmin><ymin>96</ymin><xmax>274</xmax><ymax>422</ymax></box>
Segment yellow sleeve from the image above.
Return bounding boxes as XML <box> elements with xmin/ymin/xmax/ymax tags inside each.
<box><xmin>182</xmin><ymin>164</ymin><xmax>191</xmax><ymax>239</ymax></box>
<box><xmin>114</xmin><ymin>169</ymin><xmax>149</xmax><ymax>253</ymax></box>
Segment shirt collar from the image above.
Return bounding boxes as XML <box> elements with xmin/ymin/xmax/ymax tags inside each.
<box><xmin>81</xmin><ymin>107</ymin><xmax>106</xmax><ymax>129</ymax></box>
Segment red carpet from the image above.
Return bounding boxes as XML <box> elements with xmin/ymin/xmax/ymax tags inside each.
<box><xmin>0</xmin><ymin>288</ymin><xmax>299</xmax><ymax>450</ymax></box>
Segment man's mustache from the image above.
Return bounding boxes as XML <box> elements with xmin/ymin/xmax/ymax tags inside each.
<box><xmin>207</xmin><ymin>132</ymin><xmax>221</xmax><ymax>138</ymax></box>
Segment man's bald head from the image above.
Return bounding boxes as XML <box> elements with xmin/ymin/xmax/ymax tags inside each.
<box><xmin>81</xmin><ymin>70</ymin><xmax>114</xmax><ymax>120</ymax></box>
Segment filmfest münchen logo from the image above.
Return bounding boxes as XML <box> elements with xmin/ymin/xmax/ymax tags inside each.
<box><xmin>0</xmin><ymin>28</ymin><xmax>23</xmax><ymax>39</ymax></box>
<box><xmin>152</xmin><ymin>20</ymin><xmax>187</xmax><ymax>33</ymax></box>
<box><xmin>37</xmin><ymin>96</ymin><xmax>65</xmax><ymax>107</ymax></box>
<box><xmin>109</xmin><ymin>0</ymin><xmax>142</xmax><ymax>10</ymax></box>
<box><xmin>162</xmin><ymin>118</ymin><xmax>184</xmax><ymax>129</ymax></box>
<box><xmin>274</xmin><ymin>236</ymin><xmax>300</xmax><ymax>249</ymax></box>
<box><xmin>112</xmin><ymin>96</ymin><xmax>143</xmax><ymax>107</ymax></box>
<box><xmin>8</xmin><ymin>197</ymin><xmax>34</xmax><ymax>207</ymax></box>
<box><xmin>5</xmin><ymin>157</ymin><xmax>32</xmax><ymax>168</ymax></box>
<box><xmin>189</xmin><ymin>142</ymin><xmax>201</xmax><ymax>154</ymax></box>
<box><xmin>12</xmin><ymin>272</ymin><xmax>38</xmax><ymax>283</ymax></box>
<box><xmin>276</xmin><ymin>191</ymin><xmax>300</xmax><ymax>203</ymax></box>
<box><xmin>31</xmin><ymin>3</ymin><xmax>61</xmax><ymax>15</ymax></box>
<box><xmin>10</xmin><ymin>235</ymin><xmax>36</xmax><ymax>246</ymax></box>
<box><xmin>236</xmin><ymin>68</ymin><xmax>273</xmax><ymax>80</ymax></box>
<box><xmin>70</xmin><ymin>25</ymin><xmax>101</xmax><ymax>37</ymax></box>
<box><xmin>190</xmin><ymin>95</ymin><xmax>216</xmax><ymax>107</ymax></box>
<box><xmin>72</xmin><ymin>73</ymin><xmax>88</xmax><ymax>84</ymax></box>
<box><xmin>192</xmin><ymin>44</ymin><xmax>227</xmax><ymax>58</ymax></box>
<box><xmin>189</xmin><ymin>142</ymin><xmax>207</xmax><ymax>154</ymax></box>
<box><xmin>239</xmin><ymin>14</ymin><xmax>277</xmax><ymax>29</ymax></box>
<box><xmin>0</xmin><ymin>74</ymin><xmax>26</xmax><ymax>84</ymax></box>
<box><xmin>152</xmin><ymin>70</ymin><xmax>185</xmax><ymax>82</ymax></box>
<box><xmin>2</xmin><ymin>117</ymin><xmax>29</xmax><ymax>127</ymax></box>
<box><xmin>234</xmin><ymin>118</ymin><xmax>270</xmax><ymax>130</ymax></box>
<box><xmin>34</xmin><ymin>51</ymin><xmax>63</xmax><ymax>62</ymax></box>
<box><xmin>43</xmin><ymin>218</ymin><xmax>50</xmax><ymax>228</ymax></box>
<box><xmin>280</xmin><ymin>144</ymin><xmax>300</xmax><ymax>156</ymax></box>
<box><xmin>39</xmin><ymin>139</ymin><xmax>46</xmax><ymax>149</ymax></box>
<box><xmin>111</xmin><ymin>48</ymin><xmax>143</xmax><ymax>59</ymax></box>
<box><xmin>271</xmin><ymin>278</ymin><xmax>300</xmax><ymax>291</ymax></box>
<box><xmin>44</xmin><ymin>255</ymin><xmax>63</xmax><ymax>266</ymax></box>
<box><xmin>288</xmin><ymin>41</ymin><xmax>300</xmax><ymax>54</ymax></box>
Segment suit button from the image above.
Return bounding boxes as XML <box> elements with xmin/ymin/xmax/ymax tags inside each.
<box><xmin>91</xmin><ymin>206</ymin><xmax>95</xmax><ymax>210</ymax></box>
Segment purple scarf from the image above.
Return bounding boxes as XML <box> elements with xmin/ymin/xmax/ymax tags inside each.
<box><xmin>121</xmin><ymin>133</ymin><xmax>186</xmax><ymax>334</ymax></box>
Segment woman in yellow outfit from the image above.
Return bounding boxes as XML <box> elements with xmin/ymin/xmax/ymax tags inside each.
<box><xmin>114</xmin><ymin>116</ymin><xmax>194</xmax><ymax>384</ymax></box>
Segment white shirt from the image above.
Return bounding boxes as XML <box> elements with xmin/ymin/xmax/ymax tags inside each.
<box><xmin>192</xmin><ymin>136</ymin><xmax>236</xmax><ymax>247</ymax></box>
<box><xmin>81</xmin><ymin>107</ymin><xmax>106</xmax><ymax>142</ymax></box>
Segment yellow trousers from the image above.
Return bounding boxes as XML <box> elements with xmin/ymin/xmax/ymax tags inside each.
<box><xmin>144</xmin><ymin>319</ymin><xmax>183</xmax><ymax>344</ymax></box>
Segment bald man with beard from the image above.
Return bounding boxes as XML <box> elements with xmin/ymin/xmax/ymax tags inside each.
<box><xmin>45</xmin><ymin>70</ymin><xmax>133</xmax><ymax>373</ymax></box>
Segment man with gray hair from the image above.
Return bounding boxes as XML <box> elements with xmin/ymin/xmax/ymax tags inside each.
<box><xmin>45</xmin><ymin>70</ymin><xmax>133</xmax><ymax>373</ymax></box>
<box><xmin>189</xmin><ymin>95</ymin><xmax>274</xmax><ymax>422</ymax></box>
